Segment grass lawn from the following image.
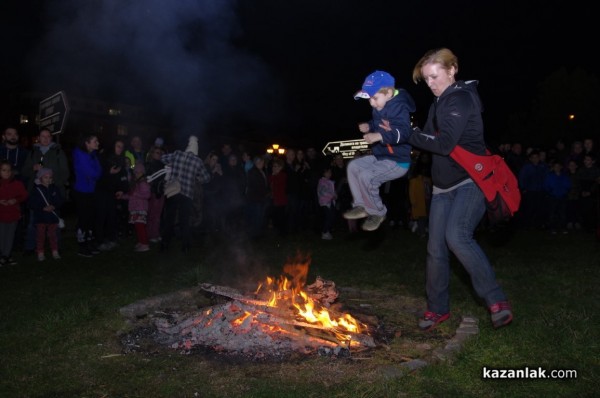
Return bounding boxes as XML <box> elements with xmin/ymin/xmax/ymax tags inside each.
<box><xmin>1</xmin><ymin>221</ymin><xmax>598</xmax><ymax>398</ymax></box>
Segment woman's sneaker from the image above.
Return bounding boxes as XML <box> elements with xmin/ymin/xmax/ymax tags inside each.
<box><xmin>418</xmin><ymin>311</ymin><xmax>450</xmax><ymax>331</ymax></box>
<box><xmin>489</xmin><ymin>301</ymin><xmax>513</xmax><ymax>329</ymax></box>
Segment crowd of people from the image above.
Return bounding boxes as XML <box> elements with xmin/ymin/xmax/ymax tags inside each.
<box><xmin>0</xmin><ymin>123</ymin><xmax>597</xmax><ymax>265</ymax></box>
<box><xmin>1</xmin><ymin>48</ymin><xmax>599</xmax><ymax>331</ymax></box>
<box><xmin>499</xmin><ymin>138</ymin><xmax>599</xmax><ymax>234</ymax></box>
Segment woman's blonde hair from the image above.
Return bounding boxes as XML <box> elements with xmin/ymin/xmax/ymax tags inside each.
<box><xmin>412</xmin><ymin>48</ymin><xmax>459</xmax><ymax>84</ymax></box>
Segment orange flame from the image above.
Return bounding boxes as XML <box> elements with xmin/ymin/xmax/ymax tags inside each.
<box><xmin>254</xmin><ymin>254</ymin><xmax>367</xmax><ymax>344</ymax></box>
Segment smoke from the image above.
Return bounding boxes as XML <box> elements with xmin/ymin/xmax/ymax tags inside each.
<box><xmin>28</xmin><ymin>0</ymin><xmax>281</xmax><ymax>139</ymax></box>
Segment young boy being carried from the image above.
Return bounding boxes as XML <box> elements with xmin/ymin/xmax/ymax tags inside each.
<box><xmin>344</xmin><ymin>70</ymin><xmax>415</xmax><ymax>231</ymax></box>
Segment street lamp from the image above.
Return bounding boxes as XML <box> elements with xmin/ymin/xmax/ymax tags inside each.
<box><xmin>267</xmin><ymin>144</ymin><xmax>285</xmax><ymax>155</ymax></box>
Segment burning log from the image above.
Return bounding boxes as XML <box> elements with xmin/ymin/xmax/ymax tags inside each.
<box><xmin>200</xmin><ymin>277</ymin><xmax>340</xmax><ymax>308</ymax></box>
<box><xmin>266</xmin><ymin>315</ymin><xmax>376</xmax><ymax>348</ymax></box>
<box><xmin>199</xmin><ymin>283</ymin><xmax>267</xmax><ymax>306</ymax></box>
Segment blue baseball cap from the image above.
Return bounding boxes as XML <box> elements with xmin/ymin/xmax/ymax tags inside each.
<box><xmin>354</xmin><ymin>70</ymin><xmax>395</xmax><ymax>99</ymax></box>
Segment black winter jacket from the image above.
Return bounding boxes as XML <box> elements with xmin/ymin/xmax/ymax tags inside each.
<box><xmin>408</xmin><ymin>80</ymin><xmax>488</xmax><ymax>189</ymax></box>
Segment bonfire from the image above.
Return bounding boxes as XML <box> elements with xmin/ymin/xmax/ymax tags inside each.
<box><xmin>121</xmin><ymin>255</ymin><xmax>377</xmax><ymax>359</ymax></box>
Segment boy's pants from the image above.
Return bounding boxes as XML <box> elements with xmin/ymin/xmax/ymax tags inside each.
<box><xmin>346</xmin><ymin>155</ymin><xmax>408</xmax><ymax>217</ymax></box>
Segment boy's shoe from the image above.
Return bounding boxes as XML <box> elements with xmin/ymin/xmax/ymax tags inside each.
<box><xmin>418</xmin><ymin>311</ymin><xmax>450</xmax><ymax>331</ymax></box>
<box><xmin>135</xmin><ymin>244</ymin><xmax>150</xmax><ymax>252</ymax></box>
<box><xmin>37</xmin><ymin>253</ymin><xmax>45</xmax><ymax>262</ymax></box>
<box><xmin>362</xmin><ymin>215</ymin><xmax>386</xmax><ymax>231</ymax></box>
<box><xmin>343</xmin><ymin>207</ymin><xmax>368</xmax><ymax>220</ymax></box>
<box><xmin>489</xmin><ymin>301</ymin><xmax>513</xmax><ymax>329</ymax></box>
<box><xmin>0</xmin><ymin>257</ymin><xmax>7</xmax><ymax>267</ymax></box>
<box><xmin>321</xmin><ymin>232</ymin><xmax>333</xmax><ymax>240</ymax></box>
<box><xmin>52</xmin><ymin>251</ymin><xmax>61</xmax><ymax>260</ymax></box>
<box><xmin>7</xmin><ymin>257</ymin><xmax>18</xmax><ymax>265</ymax></box>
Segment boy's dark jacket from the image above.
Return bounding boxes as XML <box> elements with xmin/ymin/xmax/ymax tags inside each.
<box><xmin>367</xmin><ymin>88</ymin><xmax>416</xmax><ymax>163</ymax></box>
<box><xmin>28</xmin><ymin>183</ymin><xmax>64</xmax><ymax>224</ymax></box>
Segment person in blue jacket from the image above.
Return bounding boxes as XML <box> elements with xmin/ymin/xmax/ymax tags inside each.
<box><xmin>343</xmin><ymin>70</ymin><xmax>415</xmax><ymax>232</ymax></box>
<box><xmin>72</xmin><ymin>134</ymin><xmax>102</xmax><ymax>257</ymax></box>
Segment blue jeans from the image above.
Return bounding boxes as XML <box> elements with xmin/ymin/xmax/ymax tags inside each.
<box><xmin>426</xmin><ymin>182</ymin><xmax>507</xmax><ymax>314</ymax></box>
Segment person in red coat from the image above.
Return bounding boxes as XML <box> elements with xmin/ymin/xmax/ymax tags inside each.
<box><xmin>0</xmin><ymin>160</ymin><xmax>28</xmax><ymax>266</ymax></box>
<box><xmin>268</xmin><ymin>157</ymin><xmax>288</xmax><ymax>237</ymax></box>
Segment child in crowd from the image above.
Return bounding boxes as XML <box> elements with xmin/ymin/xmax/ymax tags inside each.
<box><xmin>318</xmin><ymin>166</ymin><xmax>337</xmax><ymax>240</ymax></box>
<box><xmin>344</xmin><ymin>70</ymin><xmax>416</xmax><ymax>231</ymax></box>
<box><xmin>118</xmin><ymin>162</ymin><xmax>151</xmax><ymax>252</ymax></box>
<box><xmin>268</xmin><ymin>157</ymin><xmax>288</xmax><ymax>237</ymax></box>
<box><xmin>0</xmin><ymin>161</ymin><xmax>28</xmax><ymax>266</ymax></box>
<box><xmin>28</xmin><ymin>168</ymin><xmax>64</xmax><ymax>261</ymax></box>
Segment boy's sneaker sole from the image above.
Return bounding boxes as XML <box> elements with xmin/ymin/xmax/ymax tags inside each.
<box><xmin>362</xmin><ymin>215</ymin><xmax>386</xmax><ymax>231</ymax></box>
<box><xmin>419</xmin><ymin>311</ymin><xmax>450</xmax><ymax>331</ymax></box>
<box><xmin>343</xmin><ymin>207</ymin><xmax>368</xmax><ymax>220</ymax></box>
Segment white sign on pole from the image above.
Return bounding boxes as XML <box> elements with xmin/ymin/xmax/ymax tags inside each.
<box><xmin>322</xmin><ymin>139</ymin><xmax>369</xmax><ymax>159</ymax></box>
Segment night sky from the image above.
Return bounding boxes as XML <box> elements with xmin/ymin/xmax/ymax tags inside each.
<box><xmin>1</xmin><ymin>0</ymin><xmax>594</xmax><ymax>149</ymax></box>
